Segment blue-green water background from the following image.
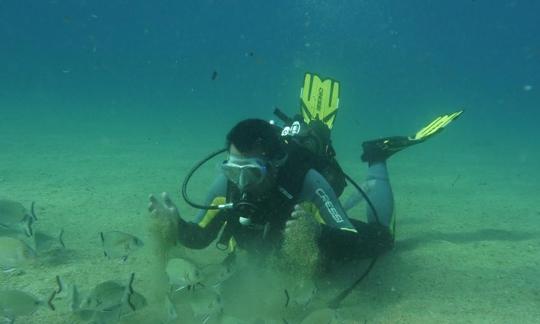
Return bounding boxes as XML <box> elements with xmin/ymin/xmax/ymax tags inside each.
<box><xmin>3</xmin><ymin>0</ymin><xmax>540</xmax><ymax>212</ymax></box>
<box><xmin>2</xmin><ymin>0</ymin><xmax>539</xmax><ymax>143</ymax></box>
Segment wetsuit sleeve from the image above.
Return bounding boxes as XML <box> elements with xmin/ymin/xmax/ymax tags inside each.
<box><xmin>297</xmin><ymin>169</ymin><xmax>358</xmax><ymax>233</ymax></box>
<box><xmin>296</xmin><ymin>169</ymin><xmax>365</xmax><ymax>257</ymax></box>
<box><xmin>177</xmin><ymin>174</ymin><xmax>228</xmax><ymax>249</ymax></box>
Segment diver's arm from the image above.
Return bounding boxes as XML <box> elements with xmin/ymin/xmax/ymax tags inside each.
<box><xmin>296</xmin><ymin>170</ymin><xmax>394</xmax><ymax>257</ymax></box>
<box><xmin>178</xmin><ymin>174</ymin><xmax>228</xmax><ymax>249</ymax></box>
<box><xmin>177</xmin><ymin>212</ymin><xmax>225</xmax><ymax>249</ymax></box>
<box><xmin>297</xmin><ymin>169</ymin><xmax>358</xmax><ymax>233</ymax></box>
<box><xmin>293</xmin><ymin>169</ymin><xmax>362</xmax><ymax>253</ymax></box>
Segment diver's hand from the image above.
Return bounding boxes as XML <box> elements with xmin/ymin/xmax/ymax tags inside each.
<box><xmin>148</xmin><ymin>192</ymin><xmax>182</xmax><ymax>247</ymax></box>
<box><xmin>285</xmin><ymin>204</ymin><xmax>321</xmax><ymax>236</ymax></box>
<box><xmin>148</xmin><ymin>192</ymin><xmax>181</xmax><ymax>222</ymax></box>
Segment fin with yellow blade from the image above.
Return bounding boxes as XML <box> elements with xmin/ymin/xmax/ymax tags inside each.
<box><xmin>300</xmin><ymin>72</ymin><xmax>340</xmax><ymax>130</ymax></box>
<box><xmin>361</xmin><ymin>110</ymin><xmax>464</xmax><ymax>163</ymax></box>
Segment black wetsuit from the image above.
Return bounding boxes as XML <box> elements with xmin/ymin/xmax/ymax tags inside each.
<box><xmin>177</xmin><ymin>147</ymin><xmax>395</xmax><ymax>261</ymax></box>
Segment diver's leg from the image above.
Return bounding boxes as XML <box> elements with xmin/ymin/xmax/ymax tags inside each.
<box><xmin>364</xmin><ymin>162</ymin><xmax>394</xmax><ymax>228</ymax></box>
<box><xmin>342</xmin><ymin>162</ymin><xmax>394</xmax><ymax>228</ymax></box>
<box><xmin>345</xmin><ymin>111</ymin><xmax>463</xmax><ymax>213</ymax></box>
<box><xmin>342</xmin><ymin>182</ymin><xmax>370</xmax><ymax>210</ymax></box>
<box><xmin>349</xmin><ymin>160</ymin><xmax>396</xmax><ymax>255</ymax></box>
<box><xmin>346</xmin><ymin>162</ymin><xmax>395</xmax><ymax>256</ymax></box>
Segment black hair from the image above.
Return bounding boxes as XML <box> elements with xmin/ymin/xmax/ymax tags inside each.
<box><xmin>226</xmin><ymin>119</ymin><xmax>284</xmax><ymax>159</ymax></box>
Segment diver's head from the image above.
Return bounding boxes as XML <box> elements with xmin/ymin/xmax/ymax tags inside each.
<box><xmin>222</xmin><ymin>119</ymin><xmax>286</xmax><ymax>193</ymax></box>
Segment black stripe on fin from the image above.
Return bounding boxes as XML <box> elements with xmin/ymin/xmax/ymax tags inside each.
<box><xmin>55</xmin><ymin>275</ymin><xmax>63</xmax><ymax>294</ymax></box>
<box><xmin>48</xmin><ymin>290</ymin><xmax>57</xmax><ymax>311</ymax></box>
<box><xmin>30</xmin><ymin>201</ymin><xmax>37</xmax><ymax>220</ymax></box>
<box><xmin>126</xmin><ymin>273</ymin><xmax>136</xmax><ymax>311</ymax></box>
<box><xmin>58</xmin><ymin>229</ymin><xmax>65</xmax><ymax>248</ymax></box>
<box><xmin>100</xmin><ymin>232</ymin><xmax>107</xmax><ymax>257</ymax></box>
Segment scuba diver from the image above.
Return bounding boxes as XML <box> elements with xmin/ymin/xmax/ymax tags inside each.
<box><xmin>148</xmin><ymin>73</ymin><xmax>462</xmax><ymax>295</ymax></box>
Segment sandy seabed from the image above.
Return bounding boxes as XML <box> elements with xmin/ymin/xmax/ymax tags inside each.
<box><xmin>1</xmin><ymin>110</ymin><xmax>539</xmax><ymax>323</ymax></box>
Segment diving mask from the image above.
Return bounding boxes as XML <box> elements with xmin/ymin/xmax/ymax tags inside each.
<box><xmin>221</xmin><ymin>155</ymin><xmax>268</xmax><ymax>191</ymax></box>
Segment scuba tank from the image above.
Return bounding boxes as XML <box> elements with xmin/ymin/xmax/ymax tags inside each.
<box><xmin>274</xmin><ymin>108</ymin><xmax>347</xmax><ymax>197</ymax></box>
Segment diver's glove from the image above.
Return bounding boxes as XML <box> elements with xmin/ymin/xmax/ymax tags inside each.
<box><xmin>148</xmin><ymin>192</ymin><xmax>191</xmax><ymax>239</ymax></box>
<box><xmin>149</xmin><ymin>192</ymin><xmax>223</xmax><ymax>249</ymax></box>
<box><xmin>148</xmin><ymin>192</ymin><xmax>183</xmax><ymax>223</ymax></box>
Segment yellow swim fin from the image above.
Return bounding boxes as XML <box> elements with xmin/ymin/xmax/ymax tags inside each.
<box><xmin>413</xmin><ymin>110</ymin><xmax>464</xmax><ymax>141</ymax></box>
<box><xmin>361</xmin><ymin>110</ymin><xmax>464</xmax><ymax>163</ymax></box>
<box><xmin>300</xmin><ymin>72</ymin><xmax>340</xmax><ymax>130</ymax></box>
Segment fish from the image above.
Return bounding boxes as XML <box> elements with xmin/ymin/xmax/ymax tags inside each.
<box><xmin>190</xmin><ymin>290</ymin><xmax>223</xmax><ymax>324</ymax></box>
<box><xmin>50</xmin><ymin>276</ymin><xmax>82</xmax><ymax>312</ymax></box>
<box><xmin>75</xmin><ymin>273</ymin><xmax>147</xmax><ymax>322</ymax></box>
<box><xmin>166</xmin><ymin>257</ymin><xmax>203</xmax><ymax>292</ymax></box>
<box><xmin>170</xmin><ymin>287</ymin><xmax>223</xmax><ymax>324</ymax></box>
<box><xmin>0</xmin><ymin>236</ymin><xmax>36</xmax><ymax>272</ymax></box>
<box><xmin>33</xmin><ymin>229</ymin><xmax>65</xmax><ymax>252</ymax></box>
<box><xmin>0</xmin><ymin>290</ymin><xmax>44</xmax><ymax>322</ymax></box>
<box><xmin>0</xmin><ymin>199</ymin><xmax>35</xmax><ymax>237</ymax></box>
<box><xmin>100</xmin><ymin>231</ymin><xmax>144</xmax><ymax>261</ymax></box>
<box><xmin>166</xmin><ymin>257</ymin><xmax>228</xmax><ymax>323</ymax></box>
<box><xmin>211</xmin><ymin>70</ymin><xmax>218</xmax><ymax>80</ymax></box>
<box><xmin>199</xmin><ymin>252</ymin><xmax>237</xmax><ymax>288</ymax></box>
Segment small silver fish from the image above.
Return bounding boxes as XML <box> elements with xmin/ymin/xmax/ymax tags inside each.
<box><xmin>50</xmin><ymin>275</ymin><xmax>79</xmax><ymax>311</ymax></box>
<box><xmin>201</xmin><ymin>262</ymin><xmax>236</xmax><ymax>288</ymax></box>
<box><xmin>0</xmin><ymin>199</ymin><xmax>35</xmax><ymax>237</ymax></box>
<box><xmin>170</xmin><ymin>286</ymin><xmax>223</xmax><ymax>324</ymax></box>
<box><xmin>0</xmin><ymin>290</ymin><xmax>43</xmax><ymax>322</ymax></box>
<box><xmin>166</xmin><ymin>257</ymin><xmax>203</xmax><ymax>292</ymax></box>
<box><xmin>76</xmin><ymin>273</ymin><xmax>147</xmax><ymax>321</ymax></box>
<box><xmin>190</xmin><ymin>290</ymin><xmax>223</xmax><ymax>324</ymax></box>
<box><xmin>0</xmin><ymin>236</ymin><xmax>36</xmax><ymax>272</ymax></box>
<box><xmin>81</xmin><ymin>274</ymin><xmax>146</xmax><ymax>311</ymax></box>
<box><xmin>100</xmin><ymin>231</ymin><xmax>144</xmax><ymax>261</ymax></box>
<box><xmin>33</xmin><ymin>229</ymin><xmax>65</xmax><ymax>252</ymax></box>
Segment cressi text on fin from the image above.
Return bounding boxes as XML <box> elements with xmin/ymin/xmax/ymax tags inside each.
<box><xmin>300</xmin><ymin>72</ymin><xmax>340</xmax><ymax>130</ymax></box>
